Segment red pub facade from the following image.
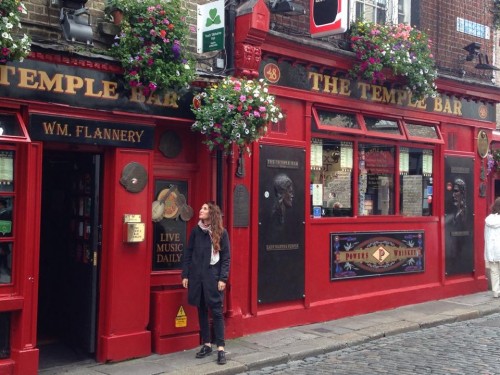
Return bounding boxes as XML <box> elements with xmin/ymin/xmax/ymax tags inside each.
<box><xmin>0</xmin><ymin>0</ymin><xmax>499</xmax><ymax>373</ymax></box>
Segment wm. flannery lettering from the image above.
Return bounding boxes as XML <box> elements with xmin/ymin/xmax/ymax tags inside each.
<box><xmin>42</xmin><ymin>121</ymin><xmax>144</xmax><ymax>143</ymax></box>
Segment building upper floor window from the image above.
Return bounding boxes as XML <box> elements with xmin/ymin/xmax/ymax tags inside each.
<box><xmin>351</xmin><ymin>0</ymin><xmax>411</xmax><ymax>25</ymax></box>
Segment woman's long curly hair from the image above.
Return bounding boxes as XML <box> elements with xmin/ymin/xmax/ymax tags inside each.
<box><xmin>491</xmin><ymin>197</ymin><xmax>500</xmax><ymax>214</ymax></box>
<box><xmin>207</xmin><ymin>202</ymin><xmax>224</xmax><ymax>252</ymax></box>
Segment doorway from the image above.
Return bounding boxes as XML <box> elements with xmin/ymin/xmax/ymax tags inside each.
<box><xmin>38</xmin><ymin>151</ymin><xmax>102</xmax><ymax>370</ymax></box>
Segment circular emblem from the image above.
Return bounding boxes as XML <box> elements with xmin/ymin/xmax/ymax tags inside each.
<box><xmin>478</xmin><ymin>105</ymin><xmax>488</xmax><ymax>119</ymax></box>
<box><xmin>263</xmin><ymin>63</ymin><xmax>281</xmax><ymax>84</ymax></box>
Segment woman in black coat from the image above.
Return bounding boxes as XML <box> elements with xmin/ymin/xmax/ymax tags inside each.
<box><xmin>181</xmin><ymin>202</ymin><xmax>230</xmax><ymax>365</ymax></box>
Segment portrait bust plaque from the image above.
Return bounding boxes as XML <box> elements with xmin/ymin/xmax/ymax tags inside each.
<box><xmin>477</xmin><ymin>130</ymin><xmax>489</xmax><ymax>159</ymax></box>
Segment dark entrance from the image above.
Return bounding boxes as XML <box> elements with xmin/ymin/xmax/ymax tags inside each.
<box><xmin>38</xmin><ymin>151</ymin><xmax>102</xmax><ymax>369</ymax></box>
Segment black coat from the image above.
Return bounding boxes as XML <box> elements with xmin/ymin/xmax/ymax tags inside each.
<box><xmin>182</xmin><ymin>226</ymin><xmax>230</xmax><ymax>307</ymax></box>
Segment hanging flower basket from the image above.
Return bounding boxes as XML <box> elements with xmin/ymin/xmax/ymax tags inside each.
<box><xmin>349</xmin><ymin>20</ymin><xmax>437</xmax><ymax>100</ymax></box>
<box><xmin>191</xmin><ymin>76</ymin><xmax>284</xmax><ymax>154</ymax></box>
<box><xmin>0</xmin><ymin>0</ymin><xmax>31</xmax><ymax>64</ymax></box>
<box><xmin>110</xmin><ymin>0</ymin><xmax>195</xmax><ymax>96</ymax></box>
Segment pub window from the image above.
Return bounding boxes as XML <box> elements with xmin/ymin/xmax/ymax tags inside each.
<box><xmin>400</xmin><ymin>148</ymin><xmax>433</xmax><ymax>216</ymax></box>
<box><xmin>311</xmin><ymin>139</ymin><xmax>353</xmax><ymax>217</ymax></box>
<box><xmin>359</xmin><ymin>144</ymin><xmax>395</xmax><ymax>216</ymax></box>
<box><xmin>310</xmin><ymin>109</ymin><xmax>437</xmax><ymax>218</ymax></box>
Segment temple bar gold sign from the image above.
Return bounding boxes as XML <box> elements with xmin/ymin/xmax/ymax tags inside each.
<box><xmin>29</xmin><ymin>114</ymin><xmax>154</xmax><ymax>149</ymax></box>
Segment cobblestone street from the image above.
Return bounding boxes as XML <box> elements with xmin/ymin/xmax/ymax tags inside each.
<box><xmin>240</xmin><ymin>312</ymin><xmax>500</xmax><ymax>375</ymax></box>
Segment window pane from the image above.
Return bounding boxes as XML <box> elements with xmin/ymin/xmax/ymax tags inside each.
<box><xmin>406</xmin><ymin>123</ymin><xmax>439</xmax><ymax>139</ymax></box>
<box><xmin>311</xmin><ymin>139</ymin><xmax>353</xmax><ymax>217</ymax></box>
<box><xmin>0</xmin><ymin>151</ymin><xmax>14</xmax><ymax>193</ymax></box>
<box><xmin>400</xmin><ymin>148</ymin><xmax>433</xmax><ymax>216</ymax></box>
<box><xmin>0</xmin><ymin>115</ymin><xmax>22</xmax><ymax>137</ymax></box>
<box><xmin>365</xmin><ymin>117</ymin><xmax>401</xmax><ymax>135</ymax></box>
<box><xmin>359</xmin><ymin>144</ymin><xmax>394</xmax><ymax>215</ymax></box>
<box><xmin>0</xmin><ymin>197</ymin><xmax>12</xmax><ymax>284</ymax></box>
<box><xmin>317</xmin><ymin>110</ymin><xmax>360</xmax><ymax>129</ymax></box>
<box><xmin>0</xmin><ymin>313</ymin><xmax>9</xmax><ymax>358</ymax></box>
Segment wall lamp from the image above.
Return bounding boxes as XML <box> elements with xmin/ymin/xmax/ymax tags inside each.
<box><xmin>60</xmin><ymin>0</ymin><xmax>93</xmax><ymax>45</ymax></box>
<box><xmin>463</xmin><ymin>42</ymin><xmax>499</xmax><ymax>70</ymax></box>
<box><xmin>269</xmin><ymin>0</ymin><xmax>306</xmax><ymax>16</ymax></box>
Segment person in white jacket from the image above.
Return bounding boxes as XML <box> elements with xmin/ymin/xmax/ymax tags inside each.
<box><xmin>484</xmin><ymin>197</ymin><xmax>500</xmax><ymax>298</ymax></box>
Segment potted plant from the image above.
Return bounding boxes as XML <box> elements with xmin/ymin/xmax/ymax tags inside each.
<box><xmin>191</xmin><ymin>76</ymin><xmax>284</xmax><ymax>154</ymax></box>
<box><xmin>104</xmin><ymin>0</ymin><xmax>123</xmax><ymax>25</ymax></box>
<box><xmin>349</xmin><ymin>20</ymin><xmax>437</xmax><ymax>99</ymax></box>
<box><xmin>0</xmin><ymin>0</ymin><xmax>31</xmax><ymax>64</ymax></box>
<box><xmin>110</xmin><ymin>0</ymin><xmax>195</xmax><ymax>96</ymax></box>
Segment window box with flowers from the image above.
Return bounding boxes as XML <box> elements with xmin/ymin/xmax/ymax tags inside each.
<box><xmin>109</xmin><ymin>0</ymin><xmax>195</xmax><ymax>96</ymax></box>
<box><xmin>1</xmin><ymin>0</ymin><xmax>31</xmax><ymax>64</ymax></box>
<box><xmin>349</xmin><ymin>20</ymin><xmax>437</xmax><ymax>99</ymax></box>
<box><xmin>191</xmin><ymin>76</ymin><xmax>284</xmax><ymax>154</ymax></box>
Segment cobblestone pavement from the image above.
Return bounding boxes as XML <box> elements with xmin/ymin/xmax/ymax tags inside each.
<box><xmin>239</xmin><ymin>312</ymin><xmax>500</xmax><ymax>375</ymax></box>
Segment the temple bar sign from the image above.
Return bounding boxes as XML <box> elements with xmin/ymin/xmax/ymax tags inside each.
<box><xmin>330</xmin><ymin>231</ymin><xmax>425</xmax><ymax>280</ymax></box>
<box><xmin>29</xmin><ymin>114</ymin><xmax>154</xmax><ymax>149</ymax></box>
<box><xmin>197</xmin><ymin>0</ymin><xmax>225</xmax><ymax>53</ymax></box>
<box><xmin>310</xmin><ymin>0</ymin><xmax>348</xmax><ymax>38</ymax></box>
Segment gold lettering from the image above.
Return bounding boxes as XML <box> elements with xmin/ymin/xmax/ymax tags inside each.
<box><xmin>339</xmin><ymin>78</ymin><xmax>351</xmax><ymax>96</ymax></box>
<box><xmin>75</xmin><ymin>125</ymin><xmax>85</xmax><ymax>137</ymax></box>
<box><xmin>84</xmin><ymin>78</ymin><xmax>103</xmax><ymax>98</ymax></box>
<box><xmin>308</xmin><ymin>72</ymin><xmax>323</xmax><ymax>91</ymax></box>
<box><xmin>372</xmin><ymin>85</ymin><xmax>382</xmax><ymax>102</ymax></box>
<box><xmin>64</xmin><ymin>76</ymin><xmax>84</xmax><ymax>94</ymax></box>
<box><xmin>357</xmin><ymin>82</ymin><xmax>370</xmax><ymax>99</ymax></box>
<box><xmin>38</xmin><ymin>71</ymin><xmax>64</xmax><ymax>93</ymax></box>
<box><xmin>102</xmin><ymin>80</ymin><xmax>119</xmax><ymax>99</ymax></box>
<box><xmin>453</xmin><ymin>99</ymin><xmax>462</xmax><ymax>115</ymax></box>
<box><xmin>94</xmin><ymin>128</ymin><xmax>103</xmax><ymax>139</ymax></box>
<box><xmin>323</xmin><ymin>75</ymin><xmax>338</xmax><ymax>94</ymax></box>
<box><xmin>42</xmin><ymin>121</ymin><xmax>70</xmax><ymax>136</ymax></box>
<box><xmin>433</xmin><ymin>97</ymin><xmax>443</xmax><ymax>112</ymax></box>
<box><xmin>0</xmin><ymin>65</ymin><xmax>15</xmax><ymax>86</ymax></box>
<box><xmin>382</xmin><ymin>87</ymin><xmax>396</xmax><ymax>104</ymax></box>
<box><xmin>17</xmin><ymin>68</ymin><xmax>38</xmax><ymax>89</ymax></box>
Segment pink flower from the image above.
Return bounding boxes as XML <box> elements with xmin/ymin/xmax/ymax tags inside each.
<box><xmin>239</xmin><ymin>95</ymin><xmax>246</xmax><ymax>102</ymax></box>
<box><xmin>259</xmin><ymin>106</ymin><xmax>266</xmax><ymax>112</ymax></box>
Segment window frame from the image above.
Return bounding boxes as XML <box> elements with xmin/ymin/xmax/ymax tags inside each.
<box><xmin>312</xmin><ymin>107</ymin><xmax>366</xmax><ymax>136</ymax></box>
<box><xmin>310</xmin><ymin>107</ymin><xmax>437</xmax><ymax>218</ymax></box>
<box><xmin>350</xmin><ymin>0</ymin><xmax>412</xmax><ymax>25</ymax></box>
<box><xmin>0</xmin><ymin>112</ymin><xmax>30</xmax><ymax>143</ymax></box>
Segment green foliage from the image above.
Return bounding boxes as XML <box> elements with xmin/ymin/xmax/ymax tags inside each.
<box><xmin>349</xmin><ymin>20</ymin><xmax>437</xmax><ymax>100</ymax></box>
<box><xmin>0</xmin><ymin>0</ymin><xmax>31</xmax><ymax>63</ymax></box>
<box><xmin>109</xmin><ymin>0</ymin><xmax>195</xmax><ymax>96</ymax></box>
<box><xmin>191</xmin><ymin>76</ymin><xmax>284</xmax><ymax>154</ymax></box>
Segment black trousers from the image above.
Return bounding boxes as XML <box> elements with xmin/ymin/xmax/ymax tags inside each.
<box><xmin>198</xmin><ymin>286</ymin><xmax>225</xmax><ymax>348</ymax></box>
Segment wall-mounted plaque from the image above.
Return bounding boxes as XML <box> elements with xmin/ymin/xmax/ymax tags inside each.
<box><xmin>477</xmin><ymin>130</ymin><xmax>489</xmax><ymax>158</ymax></box>
<box><xmin>233</xmin><ymin>184</ymin><xmax>249</xmax><ymax>227</ymax></box>
<box><xmin>159</xmin><ymin>130</ymin><xmax>182</xmax><ymax>159</ymax></box>
<box><xmin>119</xmin><ymin>162</ymin><xmax>148</xmax><ymax>193</ymax></box>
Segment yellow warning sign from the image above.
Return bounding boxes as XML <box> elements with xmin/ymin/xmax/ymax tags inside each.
<box><xmin>175</xmin><ymin>306</ymin><xmax>187</xmax><ymax>328</ymax></box>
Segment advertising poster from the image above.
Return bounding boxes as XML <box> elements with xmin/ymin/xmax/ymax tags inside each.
<box><xmin>330</xmin><ymin>231</ymin><xmax>424</xmax><ymax>280</ymax></box>
<box><xmin>258</xmin><ymin>145</ymin><xmax>305</xmax><ymax>303</ymax></box>
<box><xmin>444</xmin><ymin>156</ymin><xmax>474</xmax><ymax>275</ymax></box>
